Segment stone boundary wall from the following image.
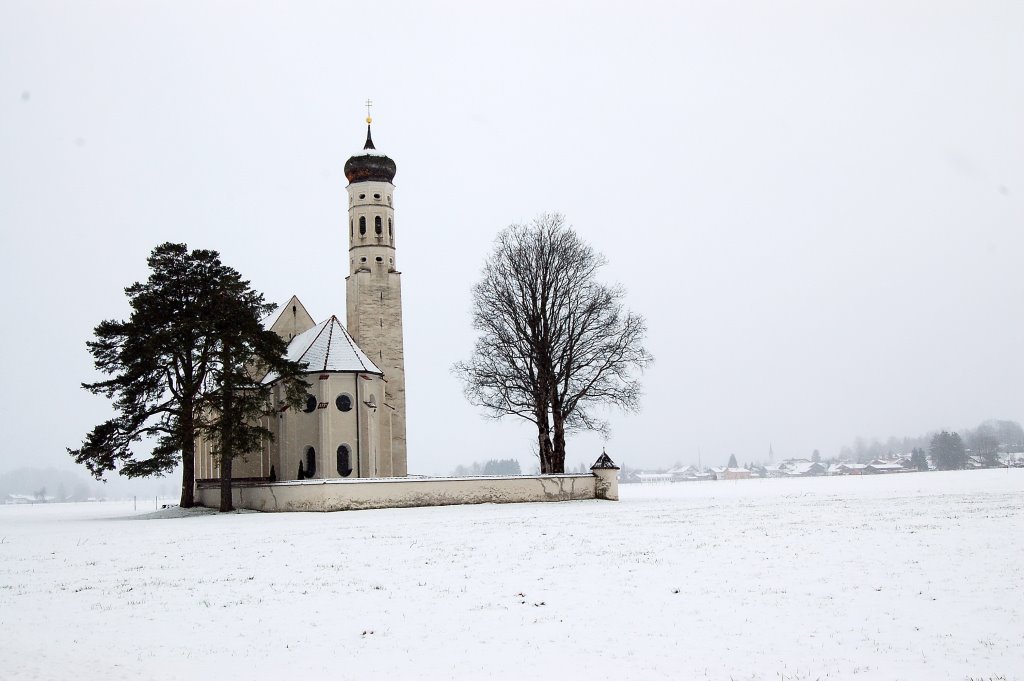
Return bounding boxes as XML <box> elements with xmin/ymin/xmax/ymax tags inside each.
<box><xmin>196</xmin><ymin>469</ymin><xmax>618</xmax><ymax>512</ymax></box>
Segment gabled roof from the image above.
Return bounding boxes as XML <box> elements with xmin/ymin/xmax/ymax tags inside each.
<box><xmin>262</xmin><ymin>295</ymin><xmax>316</xmax><ymax>340</ymax></box>
<box><xmin>263</xmin><ymin>315</ymin><xmax>381</xmax><ymax>383</ymax></box>
<box><xmin>786</xmin><ymin>462</ymin><xmax>825</xmax><ymax>475</ymax></box>
<box><xmin>262</xmin><ymin>301</ymin><xmax>290</xmax><ymax>330</ymax></box>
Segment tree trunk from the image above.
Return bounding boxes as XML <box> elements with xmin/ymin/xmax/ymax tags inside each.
<box><xmin>219</xmin><ymin>448</ymin><xmax>234</xmax><ymax>512</ymax></box>
<box><xmin>179</xmin><ymin>410</ymin><xmax>196</xmax><ymax>508</ymax></box>
<box><xmin>535</xmin><ymin>402</ymin><xmax>555</xmax><ymax>474</ymax></box>
<box><xmin>219</xmin><ymin>378</ymin><xmax>235</xmax><ymax>513</ymax></box>
<box><xmin>551</xmin><ymin>406</ymin><xmax>566</xmax><ymax>474</ymax></box>
<box><xmin>538</xmin><ymin>426</ymin><xmax>555</xmax><ymax>474</ymax></box>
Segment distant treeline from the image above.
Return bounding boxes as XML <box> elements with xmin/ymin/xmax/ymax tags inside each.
<box><xmin>451</xmin><ymin>459</ymin><xmax>522</xmax><ymax>476</ymax></box>
<box><xmin>1</xmin><ymin>467</ymin><xmax>174</xmax><ymax>502</ymax></box>
<box><xmin>839</xmin><ymin>419</ymin><xmax>1023</xmax><ymax>464</ymax></box>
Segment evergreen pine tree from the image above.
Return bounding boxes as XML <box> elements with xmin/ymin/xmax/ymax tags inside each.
<box><xmin>910</xmin><ymin>447</ymin><xmax>929</xmax><ymax>472</ymax></box>
<box><xmin>203</xmin><ymin>286</ymin><xmax>308</xmax><ymax>511</ymax></box>
<box><xmin>929</xmin><ymin>431</ymin><xmax>967</xmax><ymax>470</ymax></box>
<box><xmin>68</xmin><ymin>242</ymin><xmax>308</xmax><ymax>508</ymax></box>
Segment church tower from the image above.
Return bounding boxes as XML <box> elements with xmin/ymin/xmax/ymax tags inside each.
<box><xmin>343</xmin><ymin>114</ymin><xmax>407</xmax><ymax>476</ymax></box>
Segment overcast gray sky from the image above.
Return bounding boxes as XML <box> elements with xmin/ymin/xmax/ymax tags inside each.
<box><xmin>1</xmin><ymin>1</ymin><xmax>1021</xmax><ymax>479</ymax></box>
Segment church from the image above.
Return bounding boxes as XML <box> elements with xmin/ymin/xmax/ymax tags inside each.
<box><xmin>195</xmin><ymin>115</ymin><xmax>408</xmax><ymax>483</ymax></box>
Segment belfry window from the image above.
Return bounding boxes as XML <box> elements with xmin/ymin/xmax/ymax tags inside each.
<box><xmin>350</xmin><ymin>220</ymin><xmax>353</xmax><ymax>238</ymax></box>
<box><xmin>388</xmin><ymin>218</ymin><xmax>392</xmax><ymax>239</ymax></box>
<box><xmin>375</xmin><ymin>216</ymin><xmax>382</xmax><ymax>235</ymax></box>
<box><xmin>337</xmin><ymin>444</ymin><xmax>353</xmax><ymax>477</ymax></box>
<box><xmin>359</xmin><ymin>216</ymin><xmax>366</xmax><ymax>236</ymax></box>
<box><xmin>305</xmin><ymin>446</ymin><xmax>317</xmax><ymax>478</ymax></box>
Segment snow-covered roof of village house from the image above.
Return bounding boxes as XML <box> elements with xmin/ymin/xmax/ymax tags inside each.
<box><xmin>263</xmin><ymin>315</ymin><xmax>381</xmax><ymax>383</ymax></box>
<box><xmin>786</xmin><ymin>462</ymin><xmax>823</xmax><ymax>475</ymax></box>
<box><xmin>866</xmin><ymin>462</ymin><xmax>905</xmax><ymax>471</ymax></box>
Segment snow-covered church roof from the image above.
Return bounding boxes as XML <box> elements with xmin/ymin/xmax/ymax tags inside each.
<box><xmin>261</xmin><ymin>301</ymin><xmax>290</xmax><ymax>330</ymax></box>
<box><xmin>263</xmin><ymin>315</ymin><xmax>382</xmax><ymax>383</ymax></box>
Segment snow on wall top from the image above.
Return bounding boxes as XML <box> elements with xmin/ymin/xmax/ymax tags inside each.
<box><xmin>263</xmin><ymin>315</ymin><xmax>382</xmax><ymax>383</ymax></box>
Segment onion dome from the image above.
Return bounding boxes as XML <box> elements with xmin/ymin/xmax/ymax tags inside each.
<box><xmin>344</xmin><ymin>123</ymin><xmax>397</xmax><ymax>184</ymax></box>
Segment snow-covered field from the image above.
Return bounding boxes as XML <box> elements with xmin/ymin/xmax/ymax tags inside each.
<box><xmin>1</xmin><ymin>470</ymin><xmax>1021</xmax><ymax>681</ymax></box>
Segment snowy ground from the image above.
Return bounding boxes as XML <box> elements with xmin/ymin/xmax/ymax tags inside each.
<box><xmin>1</xmin><ymin>470</ymin><xmax>1021</xmax><ymax>681</ymax></box>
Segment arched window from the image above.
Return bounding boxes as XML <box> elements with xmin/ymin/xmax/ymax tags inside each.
<box><xmin>302</xmin><ymin>393</ymin><xmax>317</xmax><ymax>413</ymax></box>
<box><xmin>305</xmin><ymin>446</ymin><xmax>317</xmax><ymax>478</ymax></box>
<box><xmin>337</xmin><ymin>444</ymin><xmax>352</xmax><ymax>477</ymax></box>
<box><xmin>388</xmin><ymin>218</ymin><xmax>392</xmax><ymax>239</ymax></box>
<box><xmin>374</xmin><ymin>216</ymin><xmax>382</xmax><ymax>235</ymax></box>
<box><xmin>350</xmin><ymin>220</ymin><xmax>353</xmax><ymax>238</ymax></box>
<box><xmin>359</xmin><ymin>216</ymin><xmax>366</xmax><ymax>235</ymax></box>
<box><xmin>336</xmin><ymin>393</ymin><xmax>353</xmax><ymax>412</ymax></box>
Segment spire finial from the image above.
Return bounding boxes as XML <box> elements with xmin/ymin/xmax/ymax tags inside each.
<box><xmin>364</xmin><ymin>98</ymin><xmax>373</xmax><ymax>124</ymax></box>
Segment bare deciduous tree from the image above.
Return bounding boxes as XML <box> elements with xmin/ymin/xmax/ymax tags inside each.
<box><xmin>454</xmin><ymin>213</ymin><xmax>652</xmax><ymax>473</ymax></box>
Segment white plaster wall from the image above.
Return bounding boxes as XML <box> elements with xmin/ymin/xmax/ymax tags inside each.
<box><xmin>274</xmin><ymin>372</ymin><xmax>386</xmax><ymax>481</ymax></box>
<box><xmin>227</xmin><ymin>413</ymin><xmax>273</xmax><ymax>478</ymax></box>
<box><xmin>345</xmin><ymin>176</ymin><xmax>407</xmax><ymax>477</ymax></box>
<box><xmin>196</xmin><ymin>473</ymin><xmax>613</xmax><ymax>512</ymax></box>
<box><xmin>347</xmin><ymin>179</ymin><xmax>396</xmax><ymax>268</ymax></box>
<box><xmin>593</xmin><ymin>467</ymin><xmax>620</xmax><ymax>501</ymax></box>
<box><xmin>197</xmin><ymin>372</ymin><xmax>388</xmax><ymax>483</ymax></box>
<box><xmin>346</xmin><ymin>270</ymin><xmax>406</xmax><ymax>476</ymax></box>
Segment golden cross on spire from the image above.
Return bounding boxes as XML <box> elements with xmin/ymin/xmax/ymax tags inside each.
<box><xmin>365</xmin><ymin>98</ymin><xmax>373</xmax><ymax>124</ymax></box>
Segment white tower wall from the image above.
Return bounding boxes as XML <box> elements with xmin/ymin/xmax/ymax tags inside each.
<box><xmin>345</xmin><ymin>164</ymin><xmax>407</xmax><ymax>476</ymax></box>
